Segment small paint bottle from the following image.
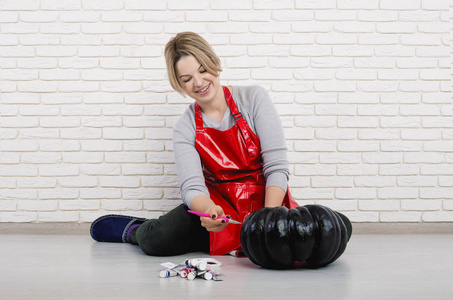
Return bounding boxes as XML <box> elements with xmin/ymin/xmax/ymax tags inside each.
<box><xmin>159</xmin><ymin>269</ymin><xmax>179</xmax><ymax>278</ymax></box>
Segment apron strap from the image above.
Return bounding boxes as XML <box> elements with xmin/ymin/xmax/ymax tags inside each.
<box><xmin>193</xmin><ymin>87</ymin><xmax>259</xmax><ymax>157</ymax></box>
<box><xmin>222</xmin><ymin>86</ymin><xmax>258</xmax><ymax>157</ymax></box>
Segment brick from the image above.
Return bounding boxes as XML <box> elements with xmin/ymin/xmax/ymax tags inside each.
<box><xmin>355</xmin><ymin>176</ymin><xmax>395</xmax><ymax>187</ymax></box>
<box><xmin>17</xmin><ymin>200</ymin><xmax>58</xmax><ymax>211</ymax></box>
<box><xmin>418</xmin><ymin>23</ymin><xmax>449</xmax><ymax>34</ymax></box>
<box><xmin>0</xmin><ymin>11</ymin><xmax>19</xmax><ymax>22</ymax></box>
<box><xmin>399</xmin><ymin>11</ymin><xmax>440</xmax><ymax>21</ymax></box>
<box><xmin>100</xmin><ymin>58</ymin><xmax>140</xmax><ymax>69</ymax></box>
<box><xmin>424</xmin><ymin>141</ymin><xmax>453</xmax><ymax>152</ymax></box>
<box><xmin>0</xmin><ymin>190</ymin><xmax>37</xmax><ymax>200</ymax></box>
<box><xmin>378</xmin><ymin>188</ymin><xmax>418</xmax><ymax>199</ymax></box>
<box><xmin>316</xmin><ymin>33</ymin><xmax>357</xmax><ymax>45</ymax></box>
<box><xmin>293</xmin><ymin>22</ymin><xmax>333</xmax><ymax>33</ymax></box>
<box><xmin>380</xmin><ymin>212</ymin><xmax>422</xmax><ymax>222</ymax></box>
<box><xmin>363</xmin><ymin>152</ymin><xmax>403</xmax><ymax>164</ymax></box>
<box><xmin>287</xmin><ymin>176</ymin><xmax>310</xmax><ymax>187</ymax></box>
<box><xmin>38</xmin><ymin>212</ymin><xmax>79</xmax><ymax>222</ymax></box>
<box><xmin>398</xmin><ymin>176</ymin><xmax>437</xmax><ymax>187</ymax></box>
<box><xmin>61</xmin><ymin>128</ymin><xmax>101</xmax><ymax>140</ymax></box>
<box><xmin>444</xmin><ymin>201</ymin><xmax>453</xmax><ymax>210</ymax></box>
<box><xmin>0</xmin><ymin>201</ymin><xmax>16</xmax><ymax>211</ymax></box>
<box><xmin>1</xmin><ymin>24</ymin><xmax>38</xmax><ymax>34</ymax></box>
<box><xmin>0</xmin><ymin>153</ymin><xmax>19</xmax><ymax>164</ymax></box>
<box><xmin>422</xmin><ymin>211</ymin><xmax>453</xmax><ymax>222</ymax></box>
<box><xmin>380</xmin><ymin>164</ymin><xmax>419</xmax><ymax>175</ymax></box>
<box><xmin>102</xmin><ymin>105</ymin><xmax>143</xmax><ymax>116</ymax></box>
<box><xmin>338</xmin><ymin>117</ymin><xmax>379</xmax><ymax>128</ymax></box>
<box><xmin>380</xmin><ymin>117</ymin><xmax>420</xmax><ymax>128</ymax></box>
<box><xmin>81</xmin><ymin>188</ymin><xmax>121</xmax><ymax>199</ymax></box>
<box><xmin>144</xmin><ymin>200</ymin><xmax>181</xmax><ymax>210</ymax></box>
<box><xmin>421</xmin><ymin>0</ymin><xmax>449</xmax><ymax>10</ymax></box>
<box><xmin>15</xmin><ymin>58</ymin><xmax>54</xmax><ymax>69</ymax></box>
<box><xmin>401</xmin><ymin>129</ymin><xmax>441</xmax><ymax>140</ymax></box>
<box><xmin>105</xmin><ymin>152</ymin><xmax>146</xmax><ymax>163</ymax></box>
<box><xmin>99</xmin><ymin>176</ymin><xmax>141</xmax><ymax>188</ymax></box>
<box><xmin>147</xmin><ymin>152</ymin><xmax>175</xmax><ymax>164</ymax></box>
<box><xmin>83</xmin><ymin>93</ymin><xmax>123</xmax><ymax>104</ymax></box>
<box><xmin>60</xmin><ymin>11</ymin><xmax>100</xmax><ymax>22</ymax></box>
<box><xmin>142</xmin><ymin>176</ymin><xmax>178</xmax><ymax>187</ymax></box>
<box><xmin>81</xmin><ymin>164</ymin><xmax>121</xmax><ymax>175</ymax></box>
<box><xmin>125</xmin><ymin>0</ymin><xmax>166</xmax><ymax>10</ymax></box>
<box><xmin>381</xmin><ymin>141</ymin><xmax>422</xmax><ymax>152</ymax></box>
<box><xmin>39</xmin><ymin>165</ymin><xmax>79</xmax><ymax>177</ymax></box>
<box><xmin>358</xmin><ymin>129</ymin><xmax>399</xmax><ymax>140</ymax></box>
<box><xmin>320</xmin><ymin>153</ymin><xmax>361</xmax><ymax>164</ymax></box>
<box><xmin>337</xmin><ymin>165</ymin><xmax>378</xmax><ymax>176</ymax></box>
<box><xmin>294</xmin><ymin>116</ymin><xmax>336</xmax><ymax>128</ymax></box>
<box><xmin>335</xmin><ymin>22</ymin><xmax>375</xmax><ymax>33</ymax></box>
<box><xmin>122</xmin><ymin>164</ymin><xmax>163</xmax><ymax>175</ymax></box>
<box><xmin>357</xmin><ymin>11</ymin><xmax>398</xmax><ymax>21</ymax></box>
<box><xmin>287</xmin><ymin>152</ymin><xmax>317</xmax><ymax>164</ymax></box>
<box><xmin>268</xmin><ymin>57</ymin><xmax>309</xmax><ymax>68</ymax></box>
<box><xmin>40</xmin><ymin>140</ymin><xmax>80</xmax><ymax>152</ymax></box>
<box><xmin>123</xmin><ymin>188</ymin><xmax>163</xmax><ymax>200</ymax></box>
<box><xmin>0</xmin><ymin>141</ymin><xmax>38</xmax><ymax>152</ymax></box>
<box><xmin>359</xmin><ymin>200</ymin><xmax>400</xmax><ymax>211</ymax></box>
<box><xmin>59</xmin><ymin>58</ymin><xmax>98</xmax><ymax>69</ymax></box>
<box><xmin>0</xmin><ymin>129</ymin><xmax>17</xmax><ymax>140</ymax></box>
<box><xmin>18</xmin><ymin>82</ymin><xmax>58</xmax><ymax>93</ymax></box>
<box><xmin>102</xmin><ymin>200</ymin><xmax>142</xmax><ymax>211</ymax></box>
<box><xmin>294</xmin><ymin>141</ymin><xmax>336</xmax><ymax>152</ymax></box>
<box><xmin>316</xmin><ymin>129</ymin><xmax>356</xmax><ymax>140</ymax></box>
<box><xmin>0</xmin><ymin>212</ymin><xmax>37</xmax><ymax>222</ymax></box>
<box><xmin>315</xmin><ymin>105</ymin><xmax>355</xmax><ymax>116</ymax></box>
<box><xmin>291</xmin><ymin>188</ymin><xmax>334</xmax><ymax>200</ymax></box>
<box><xmin>125</xmin><ymin>93</ymin><xmax>165</xmax><ymax>105</ymax></box>
<box><xmin>38</xmin><ymin>189</ymin><xmax>79</xmax><ymax>200</ymax></box>
<box><xmin>338</xmin><ymin>141</ymin><xmax>380</xmax><ymax>152</ymax></box>
<box><xmin>416</xmin><ymin>46</ymin><xmax>449</xmax><ymax>57</ymax></box>
<box><xmin>1</xmin><ymin>70</ymin><xmax>38</xmax><ymax>81</ymax></box>
<box><xmin>103</xmin><ymin>128</ymin><xmax>144</xmax><ymax>140</ymax></box>
<box><xmin>312</xmin><ymin>177</ymin><xmax>353</xmax><ymax>188</ymax></box>
<box><xmin>355</xmin><ymin>57</ymin><xmax>395</xmax><ymax>68</ymax></box>
<box><xmin>439</xmin><ymin>177</ymin><xmax>453</xmax><ymax>187</ymax></box>
<box><xmin>381</xmin><ymin>94</ymin><xmax>421</xmax><ymax>104</ymax></box>
<box><xmin>311</xmin><ymin>57</ymin><xmax>353</xmax><ymax>68</ymax></box>
<box><xmin>377</xmin><ymin>23</ymin><xmax>417</xmax><ymax>34</ymax></box>
<box><xmin>81</xmin><ymin>117</ymin><xmax>122</xmax><ymax>128</ymax></box>
<box><xmin>21</xmin><ymin>153</ymin><xmax>61</xmax><ymax>164</ymax></box>
<box><xmin>144</xmin><ymin>105</ymin><xmax>186</xmax><ymax>116</ymax></box>
<box><xmin>59</xmin><ymin>81</ymin><xmax>99</xmax><ymax>93</ymax></box>
<box><xmin>316</xmin><ymin>200</ymin><xmax>357</xmax><ymax>211</ymax></box>
<box><xmin>296</xmin><ymin>0</ymin><xmax>335</xmax><ymax>9</ymax></box>
<box><xmin>20</xmin><ymin>106</ymin><xmax>60</xmax><ymax>116</ymax></box>
<box><xmin>60</xmin><ymin>200</ymin><xmax>100</xmax><ymax>210</ymax></box>
<box><xmin>402</xmin><ymin>200</ymin><xmax>441</xmax><ymax>211</ymax></box>
<box><xmin>291</xmin><ymin>45</ymin><xmax>331</xmax><ymax>57</ymax></box>
<box><xmin>336</xmin><ymin>188</ymin><xmax>376</xmax><ymax>199</ymax></box>
<box><xmin>63</xmin><ymin>152</ymin><xmax>103</xmax><ymax>164</ymax></box>
<box><xmin>123</xmin><ymin>140</ymin><xmax>164</xmax><ymax>151</ymax></box>
<box><xmin>59</xmin><ymin>177</ymin><xmax>98</xmax><ymax>188</ymax></box>
<box><xmin>346</xmin><ymin>211</ymin><xmax>379</xmax><ymax>222</ymax></box>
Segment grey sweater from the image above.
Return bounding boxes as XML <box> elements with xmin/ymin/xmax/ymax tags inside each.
<box><xmin>173</xmin><ymin>85</ymin><xmax>289</xmax><ymax>208</ymax></box>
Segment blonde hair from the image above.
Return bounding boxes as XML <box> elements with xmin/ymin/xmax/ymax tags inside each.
<box><xmin>164</xmin><ymin>32</ymin><xmax>222</xmax><ymax>95</ymax></box>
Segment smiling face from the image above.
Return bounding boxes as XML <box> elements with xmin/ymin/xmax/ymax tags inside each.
<box><xmin>176</xmin><ymin>55</ymin><xmax>222</xmax><ymax>106</ymax></box>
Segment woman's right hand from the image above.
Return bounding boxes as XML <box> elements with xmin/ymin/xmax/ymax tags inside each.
<box><xmin>200</xmin><ymin>205</ymin><xmax>229</xmax><ymax>232</ymax></box>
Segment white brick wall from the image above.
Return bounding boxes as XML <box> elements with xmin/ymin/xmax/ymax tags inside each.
<box><xmin>1</xmin><ymin>0</ymin><xmax>452</xmax><ymax>224</ymax></box>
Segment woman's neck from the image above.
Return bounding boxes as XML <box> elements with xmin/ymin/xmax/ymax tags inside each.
<box><xmin>198</xmin><ymin>86</ymin><xmax>231</xmax><ymax>123</ymax></box>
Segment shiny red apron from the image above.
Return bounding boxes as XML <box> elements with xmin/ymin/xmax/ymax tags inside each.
<box><xmin>195</xmin><ymin>86</ymin><xmax>298</xmax><ymax>255</ymax></box>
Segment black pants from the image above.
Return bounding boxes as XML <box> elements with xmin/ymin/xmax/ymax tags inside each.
<box><xmin>129</xmin><ymin>204</ymin><xmax>352</xmax><ymax>256</ymax></box>
<box><xmin>129</xmin><ymin>204</ymin><xmax>209</xmax><ymax>256</ymax></box>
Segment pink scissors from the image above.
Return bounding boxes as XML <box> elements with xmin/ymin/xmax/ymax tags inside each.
<box><xmin>187</xmin><ymin>210</ymin><xmax>242</xmax><ymax>224</ymax></box>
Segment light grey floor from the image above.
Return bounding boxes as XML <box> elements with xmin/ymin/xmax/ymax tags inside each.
<box><xmin>1</xmin><ymin>234</ymin><xmax>452</xmax><ymax>300</ymax></box>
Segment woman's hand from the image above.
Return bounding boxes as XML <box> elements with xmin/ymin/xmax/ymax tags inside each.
<box><xmin>200</xmin><ymin>205</ymin><xmax>229</xmax><ymax>232</ymax></box>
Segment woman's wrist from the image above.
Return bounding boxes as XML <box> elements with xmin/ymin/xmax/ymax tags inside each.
<box><xmin>264</xmin><ymin>186</ymin><xmax>285</xmax><ymax>208</ymax></box>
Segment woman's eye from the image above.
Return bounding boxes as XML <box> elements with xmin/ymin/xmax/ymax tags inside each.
<box><xmin>200</xmin><ymin>69</ymin><xmax>206</xmax><ymax>73</ymax></box>
<box><xmin>183</xmin><ymin>78</ymin><xmax>191</xmax><ymax>83</ymax></box>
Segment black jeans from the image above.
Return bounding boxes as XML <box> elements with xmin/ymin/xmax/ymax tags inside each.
<box><xmin>128</xmin><ymin>203</ymin><xmax>353</xmax><ymax>257</ymax></box>
<box><xmin>129</xmin><ymin>204</ymin><xmax>209</xmax><ymax>256</ymax></box>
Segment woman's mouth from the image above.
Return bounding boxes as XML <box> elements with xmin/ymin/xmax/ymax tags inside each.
<box><xmin>197</xmin><ymin>84</ymin><xmax>210</xmax><ymax>95</ymax></box>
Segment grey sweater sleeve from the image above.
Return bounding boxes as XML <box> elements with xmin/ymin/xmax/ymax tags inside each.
<box><xmin>172</xmin><ymin>85</ymin><xmax>289</xmax><ymax>208</ymax></box>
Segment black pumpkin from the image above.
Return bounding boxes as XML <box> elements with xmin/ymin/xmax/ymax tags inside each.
<box><xmin>240</xmin><ymin>205</ymin><xmax>349</xmax><ymax>269</ymax></box>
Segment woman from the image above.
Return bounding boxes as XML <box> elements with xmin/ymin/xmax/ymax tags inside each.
<box><xmin>90</xmin><ymin>32</ymin><xmax>352</xmax><ymax>256</ymax></box>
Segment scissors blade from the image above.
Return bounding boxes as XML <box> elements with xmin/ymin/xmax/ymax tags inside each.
<box><xmin>227</xmin><ymin>219</ymin><xmax>242</xmax><ymax>225</ymax></box>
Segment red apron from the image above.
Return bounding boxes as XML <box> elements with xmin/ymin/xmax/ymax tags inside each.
<box><xmin>194</xmin><ymin>86</ymin><xmax>298</xmax><ymax>255</ymax></box>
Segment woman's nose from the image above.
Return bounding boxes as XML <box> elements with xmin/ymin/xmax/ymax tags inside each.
<box><xmin>193</xmin><ymin>75</ymin><xmax>203</xmax><ymax>86</ymax></box>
